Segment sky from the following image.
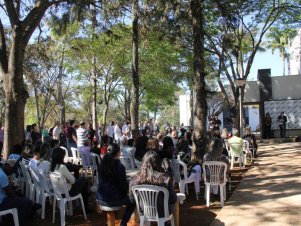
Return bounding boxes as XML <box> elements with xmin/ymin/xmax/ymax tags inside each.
<box><xmin>249</xmin><ymin>48</ymin><xmax>284</xmax><ymax>81</ymax></box>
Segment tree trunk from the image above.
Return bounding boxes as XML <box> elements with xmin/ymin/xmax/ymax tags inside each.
<box><xmin>130</xmin><ymin>0</ymin><xmax>140</xmax><ymax>139</ymax></box>
<box><xmin>91</xmin><ymin>2</ymin><xmax>98</xmax><ymax>132</ymax></box>
<box><xmin>282</xmin><ymin>54</ymin><xmax>286</xmax><ymax>76</ymax></box>
<box><xmin>191</xmin><ymin>0</ymin><xmax>208</xmax><ymax>160</ymax></box>
<box><xmin>102</xmin><ymin>102</ymin><xmax>109</xmax><ymax>129</ymax></box>
<box><xmin>33</xmin><ymin>86</ymin><xmax>41</xmax><ymax>130</ymax></box>
<box><xmin>2</xmin><ymin>31</ymin><xmax>29</xmax><ymax>158</ymax></box>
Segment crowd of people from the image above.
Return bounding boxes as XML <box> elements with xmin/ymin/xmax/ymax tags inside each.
<box><xmin>0</xmin><ymin>116</ymin><xmax>260</xmax><ymax>225</ymax></box>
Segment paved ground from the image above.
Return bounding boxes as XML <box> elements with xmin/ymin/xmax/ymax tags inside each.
<box><xmin>211</xmin><ymin>142</ymin><xmax>301</xmax><ymax>226</ymax></box>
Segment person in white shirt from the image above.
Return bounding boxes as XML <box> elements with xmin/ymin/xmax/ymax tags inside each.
<box><xmin>50</xmin><ymin>147</ymin><xmax>91</xmax><ymax>212</ymax></box>
<box><xmin>76</xmin><ymin>121</ymin><xmax>88</xmax><ymax>148</ymax></box>
<box><xmin>107</xmin><ymin>121</ymin><xmax>115</xmax><ymax>143</ymax></box>
<box><xmin>114</xmin><ymin>122</ymin><xmax>122</xmax><ymax>144</ymax></box>
<box><xmin>122</xmin><ymin>121</ymin><xmax>131</xmax><ymax>138</ymax></box>
<box><xmin>53</xmin><ymin>122</ymin><xmax>62</xmax><ymax>140</ymax></box>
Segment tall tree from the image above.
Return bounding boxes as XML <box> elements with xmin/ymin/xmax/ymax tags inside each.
<box><xmin>130</xmin><ymin>0</ymin><xmax>140</xmax><ymax>138</ymax></box>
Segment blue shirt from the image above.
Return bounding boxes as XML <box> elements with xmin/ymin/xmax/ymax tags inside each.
<box><xmin>0</xmin><ymin>168</ymin><xmax>8</xmax><ymax>205</ymax></box>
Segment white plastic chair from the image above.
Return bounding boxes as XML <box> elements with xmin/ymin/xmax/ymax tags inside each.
<box><xmin>228</xmin><ymin>142</ymin><xmax>244</xmax><ymax>169</ymax></box>
<box><xmin>70</xmin><ymin>147</ymin><xmax>81</xmax><ymax>164</ymax></box>
<box><xmin>19</xmin><ymin>162</ymin><xmax>35</xmax><ymax>201</ymax></box>
<box><xmin>29</xmin><ymin>167</ymin><xmax>54</xmax><ymax>219</ymax></box>
<box><xmin>202</xmin><ymin>161</ymin><xmax>228</xmax><ymax>207</ymax></box>
<box><xmin>49</xmin><ymin>172</ymin><xmax>87</xmax><ymax>226</ymax></box>
<box><xmin>132</xmin><ymin>184</ymin><xmax>175</xmax><ymax>226</ymax></box>
<box><xmin>119</xmin><ymin>154</ymin><xmax>135</xmax><ymax>170</ymax></box>
<box><xmin>243</xmin><ymin>140</ymin><xmax>253</xmax><ymax>165</ymax></box>
<box><xmin>177</xmin><ymin>160</ymin><xmax>201</xmax><ymax>200</ymax></box>
<box><xmin>90</xmin><ymin>153</ymin><xmax>101</xmax><ymax>185</ymax></box>
<box><xmin>61</xmin><ymin>146</ymin><xmax>73</xmax><ymax>163</ymax></box>
<box><xmin>0</xmin><ymin>208</ymin><xmax>19</xmax><ymax>226</ymax></box>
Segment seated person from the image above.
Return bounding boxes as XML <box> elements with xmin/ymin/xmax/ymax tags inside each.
<box><xmin>51</xmin><ymin>147</ymin><xmax>91</xmax><ymax>213</ymax></box>
<box><xmin>100</xmin><ymin>135</ymin><xmax>109</xmax><ymax>156</ymax></box>
<box><xmin>0</xmin><ymin>164</ymin><xmax>33</xmax><ymax>226</ymax></box>
<box><xmin>37</xmin><ymin>142</ymin><xmax>51</xmax><ymax>174</ymax></box>
<box><xmin>96</xmin><ymin>143</ymin><xmax>135</xmax><ymax>226</ymax></box>
<box><xmin>129</xmin><ymin>151</ymin><xmax>177</xmax><ymax>218</ymax></box>
<box><xmin>49</xmin><ymin>139</ymin><xmax>60</xmax><ymax>161</ymax></box>
<box><xmin>227</xmin><ymin>128</ymin><xmax>243</xmax><ymax>157</ymax></box>
<box><xmin>28</xmin><ymin>142</ymin><xmax>42</xmax><ymax>169</ymax></box>
<box><xmin>78</xmin><ymin>139</ymin><xmax>91</xmax><ymax>154</ymax></box>
<box><xmin>243</xmin><ymin>127</ymin><xmax>258</xmax><ymax>158</ymax></box>
<box><xmin>203</xmin><ymin>139</ymin><xmax>230</xmax><ymax>196</ymax></box>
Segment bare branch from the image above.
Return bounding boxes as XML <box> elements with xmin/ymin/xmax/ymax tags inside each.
<box><xmin>4</xmin><ymin>0</ymin><xmax>19</xmax><ymax>27</ymax></box>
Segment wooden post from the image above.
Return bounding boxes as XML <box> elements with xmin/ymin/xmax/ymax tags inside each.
<box><xmin>175</xmin><ymin>202</ymin><xmax>180</xmax><ymax>226</ymax></box>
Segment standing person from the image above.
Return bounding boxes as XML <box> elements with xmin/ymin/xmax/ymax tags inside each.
<box><xmin>107</xmin><ymin>121</ymin><xmax>115</xmax><ymax>144</ymax></box>
<box><xmin>277</xmin><ymin>112</ymin><xmax>287</xmax><ymax>138</ymax></box>
<box><xmin>87</xmin><ymin>123</ymin><xmax>95</xmax><ymax>144</ymax></box>
<box><xmin>0</xmin><ymin>123</ymin><xmax>4</xmax><ymax>153</ymax></box>
<box><xmin>114</xmin><ymin>122</ymin><xmax>122</xmax><ymax>144</ymax></box>
<box><xmin>31</xmin><ymin>123</ymin><xmax>42</xmax><ymax>146</ymax></box>
<box><xmin>66</xmin><ymin>120</ymin><xmax>77</xmax><ymax>151</ymax></box>
<box><xmin>97</xmin><ymin>123</ymin><xmax>102</xmax><ymax>146</ymax></box>
<box><xmin>77</xmin><ymin>121</ymin><xmax>88</xmax><ymax>150</ymax></box>
<box><xmin>265</xmin><ymin>112</ymin><xmax>272</xmax><ymax>138</ymax></box>
<box><xmin>53</xmin><ymin>122</ymin><xmax>61</xmax><ymax>140</ymax></box>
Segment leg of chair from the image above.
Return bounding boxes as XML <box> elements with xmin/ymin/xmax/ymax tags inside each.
<box><xmin>206</xmin><ymin>185</ymin><xmax>210</xmax><ymax>207</ymax></box>
<box><xmin>158</xmin><ymin>219</ymin><xmax>165</xmax><ymax>226</ymax></box>
<box><xmin>185</xmin><ymin>183</ymin><xmax>189</xmax><ymax>195</ymax></box>
<box><xmin>170</xmin><ymin>215</ymin><xmax>175</xmax><ymax>226</ymax></box>
<box><xmin>223</xmin><ymin>185</ymin><xmax>226</xmax><ymax>201</ymax></box>
<box><xmin>12</xmin><ymin>208</ymin><xmax>20</xmax><ymax>226</ymax></box>
<box><xmin>179</xmin><ymin>180</ymin><xmax>185</xmax><ymax>194</ymax></box>
<box><xmin>228</xmin><ymin>176</ymin><xmax>231</xmax><ymax>191</ymax></box>
<box><xmin>67</xmin><ymin>200</ymin><xmax>73</xmax><ymax>216</ymax></box>
<box><xmin>79</xmin><ymin>196</ymin><xmax>87</xmax><ymax>220</ymax></box>
<box><xmin>231</xmin><ymin>155</ymin><xmax>234</xmax><ymax>169</ymax></box>
<box><xmin>60</xmin><ymin>200</ymin><xmax>66</xmax><ymax>226</ymax></box>
<box><xmin>220</xmin><ymin>185</ymin><xmax>224</xmax><ymax>207</ymax></box>
<box><xmin>107</xmin><ymin>211</ymin><xmax>115</xmax><ymax>226</ymax></box>
<box><xmin>52</xmin><ymin>198</ymin><xmax>56</xmax><ymax>223</ymax></box>
<box><xmin>139</xmin><ymin>216</ymin><xmax>145</xmax><ymax>226</ymax></box>
<box><xmin>41</xmin><ymin>194</ymin><xmax>46</xmax><ymax>219</ymax></box>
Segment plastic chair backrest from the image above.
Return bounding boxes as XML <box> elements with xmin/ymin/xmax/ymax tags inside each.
<box><xmin>132</xmin><ymin>184</ymin><xmax>170</xmax><ymax>221</ymax></box>
<box><xmin>49</xmin><ymin>172</ymin><xmax>70</xmax><ymax>199</ymax></box>
<box><xmin>36</xmin><ymin>168</ymin><xmax>53</xmax><ymax>194</ymax></box>
<box><xmin>170</xmin><ymin>159</ymin><xmax>181</xmax><ymax>183</ymax></box>
<box><xmin>120</xmin><ymin>155</ymin><xmax>135</xmax><ymax>170</ymax></box>
<box><xmin>178</xmin><ymin>160</ymin><xmax>188</xmax><ymax>181</ymax></box>
<box><xmin>202</xmin><ymin>161</ymin><xmax>227</xmax><ymax>185</ymax></box>
<box><xmin>90</xmin><ymin>153</ymin><xmax>101</xmax><ymax>169</ymax></box>
<box><xmin>60</xmin><ymin>146</ymin><xmax>69</xmax><ymax>162</ymax></box>
<box><xmin>70</xmin><ymin>147</ymin><xmax>79</xmax><ymax>163</ymax></box>
<box><xmin>228</xmin><ymin>142</ymin><xmax>243</xmax><ymax>157</ymax></box>
<box><xmin>20</xmin><ymin>162</ymin><xmax>33</xmax><ymax>186</ymax></box>
<box><xmin>243</xmin><ymin>140</ymin><xmax>249</xmax><ymax>152</ymax></box>
<box><xmin>29</xmin><ymin>166</ymin><xmax>41</xmax><ymax>189</ymax></box>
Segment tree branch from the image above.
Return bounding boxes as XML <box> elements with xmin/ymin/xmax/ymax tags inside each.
<box><xmin>4</xmin><ymin>0</ymin><xmax>18</xmax><ymax>27</ymax></box>
<box><xmin>0</xmin><ymin>19</ymin><xmax>8</xmax><ymax>75</ymax></box>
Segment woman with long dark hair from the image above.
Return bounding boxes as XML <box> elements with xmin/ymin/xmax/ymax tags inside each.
<box><xmin>50</xmin><ymin>147</ymin><xmax>91</xmax><ymax>212</ymax></box>
<box><xmin>96</xmin><ymin>143</ymin><xmax>135</xmax><ymax>226</ymax></box>
<box><xmin>129</xmin><ymin>151</ymin><xmax>177</xmax><ymax>217</ymax></box>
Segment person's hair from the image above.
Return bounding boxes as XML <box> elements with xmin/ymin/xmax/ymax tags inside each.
<box><xmin>176</xmin><ymin>138</ymin><xmax>189</xmax><ymax>153</ymax></box>
<box><xmin>120</xmin><ymin>136</ymin><xmax>128</xmax><ymax>146</ymax></box>
<box><xmin>99</xmin><ymin>143</ymin><xmax>120</xmax><ymax>177</ymax></box>
<box><xmin>80</xmin><ymin>121</ymin><xmax>85</xmax><ymax>127</ymax></box>
<box><xmin>206</xmin><ymin>139</ymin><xmax>223</xmax><ymax>161</ymax></box>
<box><xmin>102</xmin><ymin>135</ymin><xmax>109</xmax><ymax>145</ymax></box>
<box><xmin>50</xmin><ymin>147</ymin><xmax>65</xmax><ymax>171</ymax></box>
<box><xmin>146</xmin><ymin>137</ymin><xmax>159</xmax><ymax>151</ymax></box>
<box><xmin>40</xmin><ymin>142</ymin><xmax>50</xmax><ymax>161</ymax></box>
<box><xmin>26</xmin><ymin>125</ymin><xmax>32</xmax><ymax>133</ymax></box>
<box><xmin>162</xmin><ymin>136</ymin><xmax>174</xmax><ymax>151</ymax></box>
<box><xmin>32</xmin><ymin>123</ymin><xmax>37</xmax><ymax>128</ymax></box>
<box><xmin>232</xmin><ymin>128</ymin><xmax>239</xmax><ymax>136</ymax></box>
<box><xmin>266</xmin><ymin>112</ymin><xmax>270</xmax><ymax>116</ymax></box>
<box><xmin>157</xmin><ymin>133</ymin><xmax>164</xmax><ymax>141</ymax></box>
<box><xmin>221</xmin><ymin>128</ymin><xmax>228</xmax><ymax>139</ymax></box>
<box><xmin>69</xmin><ymin>120</ymin><xmax>75</xmax><ymax>126</ymax></box>
<box><xmin>136</xmin><ymin>151</ymin><xmax>165</xmax><ymax>185</ymax></box>
<box><xmin>11</xmin><ymin>144</ymin><xmax>23</xmax><ymax>155</ymax></box>
<box><xmin>50</xmin><ymin>139</ymin><xmax>59</xmax><ymax>148</ymax></box>
<box><xmin>33</xmin><ymin>140</ymin><xmax>42</xmax><ymax>154</ymax></box>
<box><xmin>128</xmin><ymin>138</ymin><xmax>134</xmax><ymax>147</ymax></box>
